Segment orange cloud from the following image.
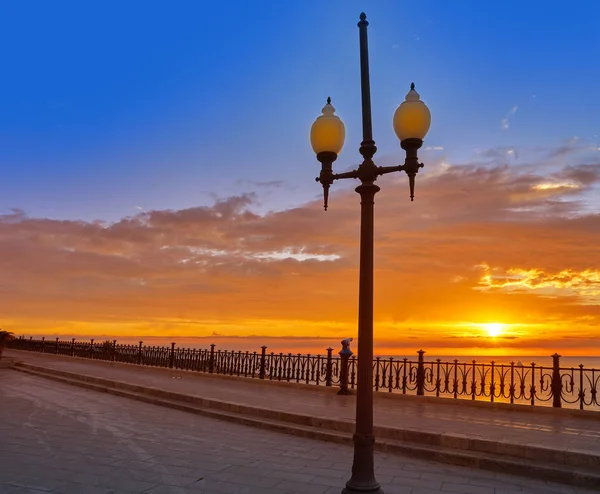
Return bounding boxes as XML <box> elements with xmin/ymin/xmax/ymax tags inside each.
<box><xmin>2</xmin><ymin>147</ymin><xmax>599</xmax><ymax>356</ymax></box>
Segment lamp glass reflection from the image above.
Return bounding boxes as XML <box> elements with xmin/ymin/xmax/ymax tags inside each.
<box><xmin>393</xmin><ymin>85</ymin><xmax>431</xmax><ymax>141</ymax></box>
<box><xmin>310</xmin><ymin>99</ymin><xmax>346</xmax><ymax>155</ymax></box>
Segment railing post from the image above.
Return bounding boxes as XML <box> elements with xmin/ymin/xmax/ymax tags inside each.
<box><xmin>209</xmin><ymin>344</ymin><xmax>216</xmax><ymax>373</ymax></box>
<box><xmin>89</xmin><ymin>339</ymin><xmax>94</xmax><ymax>359</ymax></box>
<box><xmin>71</xmin><ymin>338</ymin><xmax>75</xmax><ymax>357</ymax></box>
<box><xmin>325</xmin><ymin>347</ymin><xmax>333</xmax><ymax>387</ymax></box>
<box><xmin>41</xmin><ymin>337</ymin><xmax>45</xmax><ymax>353</ymax></box>
<box><xmin>169</xmin><ymin>342</ymin><xmax>176</xmax><ymax>369</ymax></box>
<box><xmin>551</xmin><ymin>353</ymin><xmax>562</xmax><ymax>408</ymax></box>
<box><xmin>338</xmin><ymin>338</ymin><xmax>353</xmax><ymax>395</ymax></box>
<box><xmin>112</xmin><ymin>340</ymin><xmax>117</xmax><ymax>362</ymax></box>
<box><xmin>137</xmin><ymin>340</ymin><xmax>143</xmax><ymax>365</ymax></box>
<box><xmin>29</xmin><ymin>336</ymin><xmax>33</xmax><ymax>350</ymax></box>
<box><xmin>259</xmin><ymin>345</ymin><xmax>267</xmax><ymax>379</ymax></box>
<box><xmin>578</xmin><ymin>364</ymin><xmax>584</xmax><ymax>410</ymax></box>
<box><xmin>55</xmin><ymin>337</ymin><xmax>59</xmax><ymax>354</ymax></box>
<box><xmin>416</xmin><ymin>349</ymin><xmax>426</xmax><ymax>396</ymax></box>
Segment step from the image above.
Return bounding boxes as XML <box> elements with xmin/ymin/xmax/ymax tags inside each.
<box><xmin>11</xmin><ymin>364</ymin><xmax>600</xmax><ymax>489</ymax></box>
<box><xmin>13</xmin><ymin>362</ymin><xmax>600</xmax><ymax>470</ymax></box>
<box><xmin>0</xmin><ymin>357</ymin><xmax>17</xmax><ymax>368</ymax></box>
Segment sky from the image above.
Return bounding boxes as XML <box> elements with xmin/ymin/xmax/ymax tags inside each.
<box><xmin>1</xmin><ymin>1</ymin><xmax>599</xmax><ymax>356</ymax></box>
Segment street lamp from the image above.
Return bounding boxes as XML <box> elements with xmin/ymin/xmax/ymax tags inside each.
<box><xmin>309</xmin><ymin>13</ymin><xmax>431</xmax><ymax>494</ymax></box>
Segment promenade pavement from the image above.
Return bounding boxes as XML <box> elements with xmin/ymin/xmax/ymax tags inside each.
<box><xmin>4</xmin><ymin>350</ymin><xmax>600</xmax><ymax>462</ymax></box>
<box><xmin>1</xmin><ymin>369</ymin><xmax>598</xmax><ymax>494</ymax></box>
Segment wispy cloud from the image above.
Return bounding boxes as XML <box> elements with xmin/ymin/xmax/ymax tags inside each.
<box><xmin>235</xmin><ymin>179</ymin><xmax>285</xmax><ymax>189</ymax></box>
<box><xmin>532</xmin><ymin>183</ymin><xmax>579</xmax><ymax>191</ymax></box>
<box><xmin>477</xmin><ymin>265</ymin><xmax>600</xmax><ymax>303</ymax></box>
<box><xmin>501</xmin><ymin>105</ymin><xmax>518</xmax><ymax>130</ymax></box>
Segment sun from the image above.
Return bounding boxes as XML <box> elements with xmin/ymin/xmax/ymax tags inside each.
<box><xmin>481</xmin><ymin>323</ymin><xmax>504</xmax><ymax>337</ymax></box>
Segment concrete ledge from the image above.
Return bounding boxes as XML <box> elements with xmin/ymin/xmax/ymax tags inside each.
<box><xmin>4</xmin><ymin>349</ymin><xmax>340</xmax><ymax>394</ymax></box>
<box><xmin>11</xmin><ymin>364</ymin><xmax>600</xmax><ymax>490</ymax></box>
<box><xmin>13</xmin><ymin>361</ymin><xmax>600</xmax><ymax>472</ymax></box>
<box><xmin>0</xmin><ymin>357</ymin><xmax>17</xmax><ymax>368</ymax></box>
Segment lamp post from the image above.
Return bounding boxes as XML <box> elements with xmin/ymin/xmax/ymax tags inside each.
<box><xmin>309</xmin><ymin>13</ymin><xmax>431</xmax><ymax>494</ymax></box>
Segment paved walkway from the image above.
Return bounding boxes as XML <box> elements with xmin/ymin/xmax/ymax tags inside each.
<box><xmin>5</xmin><ymin>351</ymin><xmax>600</xmax><ymax>459</ymax></box>
<box><xmin>1</xmin><ymin>369</ymin><xmax>597</xmax><ymax>494</ymax></box>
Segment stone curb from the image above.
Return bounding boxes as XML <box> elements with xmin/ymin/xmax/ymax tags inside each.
<box><xmin>0</xmin><ymin>357</ymin><xmax>17</xmax><ymax>368</ymax></box>
<box><xmin>13</xmin><ymin>362</ymin><xmax>600</xmax><ymax>471</ymax></box>
<box><xmin>11</xmin><ymin>364</ymin><xmax>600</xmax><ymax>490</ymax></box>
<box><xmin>12</xmin><ymin>364</ymin><xmax>600</xmax><ymax>490</ymax></box>
<box><xmin>5</xmin><ymin>350</ymin><xmax>339</xmax><ymax>394</ymax></box>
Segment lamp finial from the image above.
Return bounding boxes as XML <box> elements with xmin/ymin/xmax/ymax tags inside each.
<box><xmin>327</xmin><ymin>96</ymin><xmax>331</xmax><ymax>105</ymax></box>
<box><xmin>360</xmin><ymin>12</ymin><xmax>367</xmax><ymax>21</ymax></box>
<box><xmin>410</xmin><ymin>82</ymin><xmax>415</xmax><ymax>91</ymax></box>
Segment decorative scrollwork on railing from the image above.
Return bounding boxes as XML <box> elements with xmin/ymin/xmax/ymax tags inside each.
<box><xmin>559</xmin><ymin>365</ymin><xmax>599</xmax><ymax>409</ymax></box>
<box><xmin>115</xmin><ymin>344</ymin><xmax>141</xmax><ymax>364</ymax></box>
<box><xmin>6</xmin><ymin>337</ymin><xmax>600</xmax><ymax>410</ymax></box>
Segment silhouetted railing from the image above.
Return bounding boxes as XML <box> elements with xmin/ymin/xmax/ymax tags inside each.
<box><xmin>6</xmin><ymin>336</ymin><xmax>599</xmax><ymax>411</ymax></box>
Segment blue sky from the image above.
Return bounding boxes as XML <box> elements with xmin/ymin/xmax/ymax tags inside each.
<box><xmin>2</xmin><ymin>1</ymin><xmax>600</xmax><ymax>353</ymax></box>
<box><xmin>1</xmin><ymin>0</ymin><xmax>599</xmax><ymax>221</ymax></box>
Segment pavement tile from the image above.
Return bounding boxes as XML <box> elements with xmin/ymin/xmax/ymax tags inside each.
<box><xmin>467</xmin><ymin>477</ymin><xmax>524</xmax><ymax>490</ymax></box>
<box><xmin>391</xmin><ymin>476</ymin><xmax>443</xmax><ymax>490</ymax></box>
<box><xmin>143</xmin><ymin>486</ymin><xmax>188</xmax><ymax>494</ymax></box>
<box><xmin>226</xmin><ymin>473</ymin><xmax>282</xmax><ymax>489</ymax></box>
<box><xmin>53</xmin><ymin>472</ymin><xmax>107</xmax><ymax>486</ymax></box>
<box><xmin>105</xmin><ymin>460</ymin><xmax>156</xmax><ymax>472</ymax></box>
<box><xmin>99</xmin><ymin>476</ymin><xmax>159</xmax><ymax>491</ymax></box>
<box><xmin>204</xmin><ymin>471</ymin><xmax>239</xmax><ymax>483</ymax></box>
<box><xmin>298</xmin><ymin>467</ymin><xmax>347</xmax><ymax>480</ymax></box>
<box><xmin>0</xmin><ymin>485</ymin><xmax>25</xmax><ymax>494</ymax></box>
<box><xmin>423</xmin><ymin>473</ymin><xmax>476</xmax><ymax>485</ymax></box>
<box><xmin>309</xmin><ymin>476</ymin><xmax>346</xmax><ymax>488</ymax></box>
<box><xmin>441</xmin><ymin>482</ymin><xmax>494</xmax><ymax>494</ymax></box>
<box><xmin>271</xmin><ymin>480</ymin><xmax>329</xmax><ymax>493</ymax></box>
<box><xmin>51</xmin><ymin>483</ymin><xmax>116</xmax><ymax>494</ymax></box>
<box><xmin>11</xmin><ymin>490</ymin><xmax>51</xmax><ymax>494</ymax></box>
<box><xmin>383</xmin><ymin>468</ymin><xmax>421</xmax><ymax>480</ymax></box>
<box><xmin>372</xmin><ymin>485</ymin><xmax>412</xmax><ymax>494</ymax></box>
<box><xmin>6</xmin><ymin>478</ymin><xmax>67</xmax><ymax>492</ymax></box>
<box><xmin>268</xmin><ymin>471</ymin><xmax>318</xmax><ymax>483</ymax></box>
<box><xmin>190</xmin><ymin>480</ymin><xmax>286</xmax><ymax>493</ymax></box>
<box><xmin>157</xmin><ymin>465</ymin><xmax>205</xmax><ymax>478</ymax></box>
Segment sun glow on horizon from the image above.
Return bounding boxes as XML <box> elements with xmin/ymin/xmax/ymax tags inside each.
<box><xmin>481</xmin><ymin>322</ymin><xmax>505</xmax><ymax>338</ymax></box>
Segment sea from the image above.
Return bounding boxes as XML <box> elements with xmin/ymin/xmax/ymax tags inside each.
<box><xmin>69</xmin><ymin>335</ymin><xmax>600</xmax><ymax>369</ymax></box>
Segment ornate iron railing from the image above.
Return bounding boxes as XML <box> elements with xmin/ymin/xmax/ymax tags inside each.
<box><xmin>6</xmin><ymin>337</ymin><xmax>599</xmax><ymax>410</ymax></box>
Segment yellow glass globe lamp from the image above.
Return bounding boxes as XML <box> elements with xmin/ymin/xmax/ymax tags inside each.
<box><xmin>310</xmin><ymin>97</ymin><xmax>346</xmax><ymax>211</ymax></box>
<box><xmin>393</xmin><ymin>83</ymin><xmax>431</xmax><ymax>201</ymax></box>
<box><xmin>393</xmin><ymin>83</ymin><xmax>431</xmax><ymax>142</ymax></box>
<box><xmin>310</xmin><ymin>97</ymin><xmax>346</xmax><ymax>162</ymax></box>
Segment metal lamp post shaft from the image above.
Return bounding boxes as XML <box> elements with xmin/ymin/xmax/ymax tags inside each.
<box><xmin>344</xmin><ymin>182</ymin><xmax>381</xmax><ymax>494</ymax></box>
<box><xmin>342</xmin><ymin>12</ymin><xmax>383</xmax><ymax>494</ymax></box>
<box><xmin>358</xmin><ymin>13</ymin><xmax>374</xmax><ymax>148</ymax></box>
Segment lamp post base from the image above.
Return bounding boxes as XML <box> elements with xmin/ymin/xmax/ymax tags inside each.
<box><xmin>342</xmin><ymin>483</ymin><xmax>384</xmax><ymax>493</ymax></box>
<box><xmin>342</xmin><ymin>433</ymin><xmax>383</xmax><ymax>494</ymax></box>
